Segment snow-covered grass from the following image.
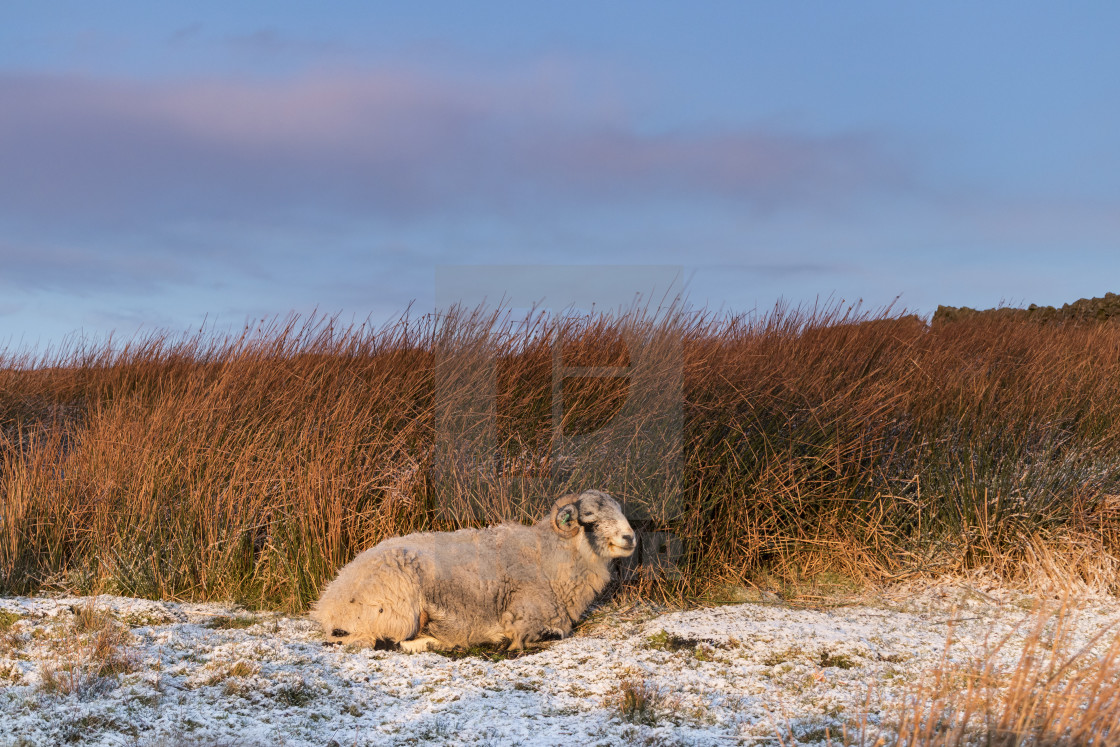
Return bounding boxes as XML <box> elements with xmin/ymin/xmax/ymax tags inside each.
<box><xmin>1</xmin><ymin>583</ymin><xmax>1117</xmax><ymax>746</ymax></box>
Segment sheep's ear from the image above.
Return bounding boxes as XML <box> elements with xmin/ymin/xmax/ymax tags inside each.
<box><xmin>550</xmin><ymin>495</ymin><xmax>581</xmax><ymax>538</ymax></box>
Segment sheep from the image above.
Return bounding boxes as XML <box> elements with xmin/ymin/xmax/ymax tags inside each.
<box><xmin>311</xmin><ymin>489</ymin><xmax>636</xmax><ymax>652</ymax></box>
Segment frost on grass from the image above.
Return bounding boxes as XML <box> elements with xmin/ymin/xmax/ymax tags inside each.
<box><xmin>0</xmin><ymin>586</ymin><xmax>1117</xmax><ymax>746</ymax></box>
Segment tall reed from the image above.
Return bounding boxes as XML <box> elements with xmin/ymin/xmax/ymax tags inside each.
<box><xmin>2</xmin><ymin>304</ymin><xmax>1119</xmax><ymax>610</ymax></box>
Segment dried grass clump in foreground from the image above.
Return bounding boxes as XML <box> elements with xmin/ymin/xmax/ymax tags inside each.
<box><xmin>609</xmin><ymin>675</ymin><xmax>682</xmax><ymax>726</ymax></box>
<box><xmin>37</xmin><ymin>601</ymin><xmax>139</xmax><ymax>696</ymax></box>
<box><xmin>871</xmin><ymin>601</ymin><xmax>1120</xmax><ymax>746</ymax></box>
<box><xmin>0</xmin><ymin>610</ymin><xmax>23</xmax><ymax>661</ymax></box>
<box><xmin>1</xmin><ymin>302</ymin><xmax>1120</xmax><ymax>611</ymax></box>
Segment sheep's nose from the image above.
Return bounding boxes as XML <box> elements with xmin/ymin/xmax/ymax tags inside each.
<box><xmin>620</xmin><ymin>533</ymin><xmax>635</xmax><ymax>548</ymax></box>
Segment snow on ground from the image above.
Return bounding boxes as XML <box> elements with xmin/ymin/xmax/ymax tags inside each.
<box><xmin>1</xmin><ymin>584</ymin><xmax>1118</xmax><ymax>746</ymax></box>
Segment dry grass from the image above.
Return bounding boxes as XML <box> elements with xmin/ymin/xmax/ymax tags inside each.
<box><xmin>36</xmin><ymin>601</ymin><xmax>138</xmax><ymax>696</ymax></box>
<box><xmin>1</xmin><ymin>303</ymin><xmax>1120</xmax><ymax>610</ymax></box>
<box><xmin>0</xmin><ymin>611</ymin><xmax>21</xmax><ymax>659</ymax></box>
<box><xmin>609</xmin><ymin>675</ymin><xmax>682</xmax><ymax>726</ymax></box>
<box><xmin>869</xmin><ymin>601</ymin><xmax>1120</xmax><ymax>746</ymax></box>
<box><xmin>203</xmin><ymin>658</ymin><xmax>261</xmax><ymax>689</ymax></box>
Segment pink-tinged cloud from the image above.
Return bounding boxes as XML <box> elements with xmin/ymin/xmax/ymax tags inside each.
<box><xmin>0</xmin><ymin>70</ymin><xmax>905</xmax><ymax>226</ymax></box>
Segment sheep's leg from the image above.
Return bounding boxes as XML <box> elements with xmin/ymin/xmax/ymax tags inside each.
<box><xmin>502</xmin><ymin>598</ymin><xmax>555</xmax><ymax>651</ymax></box>
<box><xmin>399</xmin><ymin>635</ymin><xmax>443</xmax><ymax>653</ymax></box>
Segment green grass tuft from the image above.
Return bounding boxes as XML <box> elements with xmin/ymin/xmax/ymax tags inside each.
<box><xmin>204</xmin><ymin>615</ymin><xmax>260</xmax><ymax>630</ymax></box>
<box><xmin>818</xmin><ymin>650</ymin><xmax>857</xmax><ymax>669</ymax></box>
<box><xmin>431</xmin><ymin>644</ymin><xmax>534</xmax><ymax>661</ymax></box>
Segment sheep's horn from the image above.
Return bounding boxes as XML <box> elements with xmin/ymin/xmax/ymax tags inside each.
<box><xmin>550</xmin><ymin>494</ymin><xmax>581</xmax><ymax>538</ymax></box>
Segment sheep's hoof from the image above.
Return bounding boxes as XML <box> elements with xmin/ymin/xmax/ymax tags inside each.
<box><xmin>399</xmin><ymin>635</ymin><xmax>440</xmax><ymax>653</ymax></box>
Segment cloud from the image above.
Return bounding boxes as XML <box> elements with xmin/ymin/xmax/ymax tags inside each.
<box><xmin>0</xmin><ymin>69</ymin><xmax>906</xmax><ymax>228</ymax></box>
<box><xmin>225</xmin><ymin>28</ymin><xmax>345</xmax><ymax>58</ymax></box>
<box><xmin>168</xmin><ymin>23</ymin><xmax>205</xmax><ymax>45</ymax></box>
<box><xmin>0</xmin><ymin>300</ymin><xmax>24</xmax><ymax>317</ymax></box>
<box><xmin>0</xmin><ymin>237</ymin><xmax>191</xmax><ymax>294</ymax></box>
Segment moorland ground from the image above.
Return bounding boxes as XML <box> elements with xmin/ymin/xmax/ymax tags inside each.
<box><xmin>2</xmin><ymin>581</ymin><xmax>1119</xmax><ymax>746</ymax></box>
<box><xmin>3</xmin><ymin>302</ymin><xmax>1120</xmax><ymax>744</ymax></box>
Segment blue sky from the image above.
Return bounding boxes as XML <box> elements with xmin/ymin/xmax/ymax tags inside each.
<box><xmin>2</xmin><ymin>3</ymin><xmax>1119</xmax><ymax>349</ymax></box>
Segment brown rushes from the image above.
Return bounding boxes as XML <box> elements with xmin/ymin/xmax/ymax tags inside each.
<box><xmin>2</xmin><ymin>304</ymin><xmax>1120</xmax><ymax>610</ymax></box>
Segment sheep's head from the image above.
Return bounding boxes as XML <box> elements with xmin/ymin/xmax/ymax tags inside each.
<box><xmin>550</xmin><ymin>490</ymin><xmax>636</xmax><ymax>559</ymax></box>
